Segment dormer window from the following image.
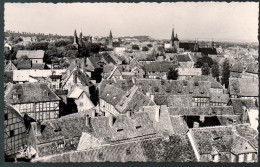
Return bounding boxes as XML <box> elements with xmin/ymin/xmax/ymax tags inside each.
<box><xmin>57</xmin><ymin>141</ymin><xmax>64</xmax><ymax>148</ymax></box>
<box><xmin>194</xmin><ymin>82</ymin><xmax>199</xmax><ymax>86</ymax></box>
<box><xmin>126</xmin><ymin>149</ymin><xmax>131</xmax><ymax>155</ymax></box>
<box><xmin>135</xmin><ymin>125</ymin><xmax>142</xmax><ymax>129</ymax></box>
<box><xmin>12</xmin><ymin>94</ymin><xmax>20</xmax><ymax>99</ymax></box>
<box><xmin>117</xmin><ymin>129</ymin><xmax>124</xmax><ymax>132</ymax></box>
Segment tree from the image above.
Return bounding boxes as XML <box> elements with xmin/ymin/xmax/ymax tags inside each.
<box><xmin>167</xmin><ymin>68</ymin><xmax>179</xmax><ymax>80</ymax></box>
<box><xmin>132</xmin><ymin>44</ymin><xmax>140</xmax><ymax>50</ymax></box>
<box><xmin>194</xmin><ymin>55</ymin><xmax>214</xmax><ymax>68</ymax></box>
<box><xmin>221</xmin><ymin>59</ymin><xmax>230</xmax><ymax>88</ymax></box>
<box><xmin>201</xmin><ymin>63</ymin><xmax>210</xmax><ymax>75</ymax></box>
<box><xmin>211</xmin><ymin>61</ymin><xmax>220</xmax><ymax>81</ymax></box>
<box><xmin>142</xmin><ymin>46</ymin><xmax>149</xmax><ymax>51</ymax></box>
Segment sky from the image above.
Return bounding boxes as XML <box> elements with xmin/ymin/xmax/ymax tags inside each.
<box><xmin>4</xmin><ymin>2</ymin><xmax>259</xmax><ymax>42</ymax></box>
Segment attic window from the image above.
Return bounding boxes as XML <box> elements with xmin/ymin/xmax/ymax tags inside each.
<box><xmin>154</xmin><ymin>87</ymin><xmax>159</xmax><ymax>92</ymax></box>
<box><xmin>178</xmin><ymin>91</ymin><xmax>182</xmax><ymax>93</ymax></box>
<box><xmin>98</xmin><ymin>153</ymin><xmax>103</xmax><ymax>159</ymax></box>
<box><xmin>4</xmin><ymin>114</ymin><xmax>8</xmax><ymax>120</ymax></box>
<box><xmin>58</xmin><ymin>141</ymin><xmax>64</xmax><ymax>148</ymax></box>
<box><xmin>200</xmin><ymin>92</ymin><xmax>204</xmax><ymax>94</ymax></box>
<box><xmin>136</xmin><ymin>125</ymin><xmax>142</xmax><ymax>129</ymax></box>
<box><xmin>117</xmin><ymin>129</ymin><xmax>124</xmax><ymax>132</ymax></box>
<box><xmin>126</xmin><ymin>149</ymin><xmax>131</xmax><ymax>155</ymax></box>
<box><xmin>12</xmin><ymin>94</ymin><xmax>20</xmax><ymax>99</ymax></box>
<box><xmin>213</xmin><ymin>137</ymin><xmax>222</xmax><ymax>141</ymax></box>
<box><xmin>54</xmin><ymin>127</ymin><xmax>61</xmax><ymax>132</ymax></box>
<box><xmin>194</xmin><ymin>82</ymin><xmax>199</xmax><ymax>86</ymax></box>
<box><xmin>183</xmin><ymin>81</ymin><xmax>188</xmax><ymax>86</ymax></box>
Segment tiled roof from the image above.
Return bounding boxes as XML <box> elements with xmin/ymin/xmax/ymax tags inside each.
<box><xmin>229</xmin><ymin>78</ymin><xmax>258</xmax><ymax>97</ymax></box>
<box><xmin>245</xmin><ymin>62</ymin><xmax>258</xmax><ymax>74</ymax></box>
<box><xmin>4</xmin><ymin>83</ymin><xmax>60</xmax><ymax>104</ymax></box>
<box><xmin>16</xmin><ymin>60</ymin><xmax>32</xmax><ymax>69</ymax></box>
<box><xmin>188</xmin><ymin>75</ymin><xmax>223</xmax><ymax>89</ymax></box>
<box><xmin>91</xmin><ymin>112</ymin><xmax>156</xmax><ymax>141</ymax></box>
<box><xmin>100</xmin><ymin>84</ymin><xmax>155</xmax><ymax>113</ymax></box>
<box><xmin>142</xmin><ymin>62</ymin><xmax>177</xmax><ymax>73</ymax></box>
<box><xmin>35</xmin><ymin>113</ymin><xmax>94</xmax><ymax>144</ymax></box>
<box><xmin>177</xmin><ymin>68</ymin><xmax>202</xmax><ymax>76</ymax></box>
<box><xmin>175</xmin><ymin>54</ymin><xmax>192</xmax><ymax>62</ymax></box>
<box><xmin>32</xmin><ymin>134</ymin><xmax>196</xmax><ymax>162</ymax></box>
<box><xmin>67</xmin><ymin>87</ymin><xmax>84</xmax><ymax>98</ymax></box>
<box><xmin>16</xmin><ymin>50</ymin><xmax>45</xmax><ymax>59</ymax></box>
<box><xmin>170</xmin><ymin>116</ymin><xmax>189</xmax><ymax>134</ymax></box>
<box><xmin>166</xmin><ymin>95</ymin><xmax>193</xmax><ymax>107</ymax></box>
<box><xmin>32</xmin><ymin>63</ymin><xmax>46</xmax><ymax>70</ymax></box>
<box><xmin>190</xmin><ymin>124</ymin><xmax>258</xmax><ymax>156</ymax></box>
<box><xmin>210</xmin><ymin>93</ymin><xmax>229</xmax><ymax>103</ymax></box>
<box><xmin>168</xmin><ymin>106</ymin><xmax>234</xmax><ymax>116</ymax></box>
<box><xmin>230</xmin><ymin>62</ymin><xmax>244</xmax><ymax>73</ymax></box>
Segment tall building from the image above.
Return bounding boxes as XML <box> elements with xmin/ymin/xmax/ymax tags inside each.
<box><xmin>170</xmin><ymin>27</ymin><xmax>179</xmax><ymax>53</ymax></box>
<box><xmin>108</xmin><ymin>30</ymin><xmax>113</xmax><ymax>48</ymax></box>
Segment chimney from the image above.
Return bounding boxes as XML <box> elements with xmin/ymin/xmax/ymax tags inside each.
<box><xmin>91</xmin><ymin>109</ymin><xmax>96</xmax><ymax>117</ymax></box>
<box><xmin>109</xmin><ymin>114</ymin><xmax>114</xmax><ymax>127</ymax></box>
<box><xmin>151</xmin><ymin>95</ymin><xmax>154</xmax><ymax>101</ymax></box>
<box><xmin>193</xmin><ymin>122</ymin><xmax>199</xmax><ymax>128</ymax></box>
<box><xmin>31</xmin><ymin>121</ymin><xmax>41</xmax><ymax>136</ymax></box>
<box><xmin>126</xmin><ymin>110</ymin><xmax>132</xmax><ymax>118</ymax></box>
<box><xmin>86</xmin><ymin>115</ymin><xmax>90</xmax><ymax>127</ymax></box>
<box><xmin>242</xmin><ymin>106</ymin><xmax>248</xmax><ymax>123</ymax></box>
<box><xmin>199</xmin><ymin>115</ymin><xmax>205</xmax><ymax>123</ymax></box>
<box><xmin>154</xmin><ymin>106</ymin><xmax>160</xmax><ymax>122</ymax></box>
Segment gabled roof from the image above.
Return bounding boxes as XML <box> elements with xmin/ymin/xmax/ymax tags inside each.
<box><xmin>188</xmin><ymin>75</ymin><xmax>223</xmax><ymax>89</ymax></box>
<box><xmin>5</xmin><ymin>83</ymin><xmax>60</xmax><ymax>104</ymax></box>
<box><xmin>177</xmin><ymin>68</ymin><xmax>202</xmax><ymax>76</ymax></box>
<box><xmin>16</xmin><ymin>60</ymin><xmax>32</xmax><ymax>69</ymax></box>
<box><xmin>91</xmin><ymin>112</ymin><xmax>156</xmax><ymax>141</ymax></box>
<box><xmin>32</xmin><ymin>63</ymin><xmax>46</xmax><ymax>70</ymax></box>
<box><xmin>210</xmin><ymin>93</ymin><xmax>229</xmax><ymax>103</ymax></box>
<box><xmin>67</xmin><ymin>86</ymin><xmax>86</xmax><ymax>99</ymax></box>
<box><xmin>170</xmin><ymin>116</ymin><xmax>189</xmax><ymax>134</ymax></box>
<box><xmin>16</xmin><ymin>50</ymin><xmax>45</xmax><ymax>59</ymax></box>
<box><xmin>166</xmin><ymin>95</ymin><xmax>193</xmax><ymax>107</ymax></box>
<box><xmin>245</xmin><ymin>62</ymin><xmax>258</xmax><ymax>74</ymax></box>
<box><xmin>4</xmin><ymin>102</ymin><xmax>23</xmax><ymax>119</ymax></box>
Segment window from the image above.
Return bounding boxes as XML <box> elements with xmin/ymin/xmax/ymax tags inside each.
<box><xmin>10</xmin><ymin>130</ymin><xmax>14</xmax><ymax>137</ymax></box>
<box><xmin>238</xmin><ymin>154</ymin><xmax>244</xmax><ymax>162</ymax></box>
<box><xmin>126</xmin><ymin>149</ymin><xmax>131</xmax><ymax>155</ymax></box>
<box><xmin>79</xmin><ymin>102</ymin><xmax>84</xmax><ymax>107</ymax></box>
<box><xmin>136</xmin><ymin>126</ymin><xmax>142</xmax><ymax>129</ymax></box>
<box><xmin>4</xmin><ymin>114</ymin><xmax>8</xmax><ymax>120</ymax></box>
<box><xmin>247</xmin><ymin>153</ymin><xmax>253</xmax><ymax>161</ymax></box>
<box><xmin>117</xmin><ymin>129</ymin><xmax>124</xmax><ymax>132</ymax></box>
<box><xmin>98</xmin><ymin>152</ymin><xmax>103</xmax><ymax>159</ymax></box>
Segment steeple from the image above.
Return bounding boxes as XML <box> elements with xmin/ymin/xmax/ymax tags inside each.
<box><xmin>73</xmin><ymin>29</ymin><xmax>78</xmax><ymax>45</ymax></box>
<box><xmin>109</xmin><ymin>30</ymin><xmax>113</xmax><ymax>39</ymax></box>
<box><xmin>79</xmin><ymin>29</ymin><xmax>83</xmax><ymax>46</ymax></box>
<box><xmin>171</xmin><ymin>27</ymin><xmax>175</xmax><ymax>41</ymax></box>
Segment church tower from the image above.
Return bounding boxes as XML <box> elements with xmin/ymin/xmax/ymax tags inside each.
<box><xmin>79</xmin><ymin>30</ymin><xmax>83</xmax><ymax>46</ymax></box>
<box><xmin>170</xmin><ymin>27</ymin><xmax>179</xmax><ymax>53</ymax></box>
<box><xmin>73</xmin><ymin>29</ymin><xmax>79</xmax><ymax>48</ymax></box>
<box><xmin>108</xmin><ymin>30</ymin><xmax>113</xmax><ymax>48</ymax></box>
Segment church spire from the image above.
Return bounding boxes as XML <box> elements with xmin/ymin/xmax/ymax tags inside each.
<box><xmin>171</xmin><ymin>26</ymin><xmax>175</xmax><ymax>41</ymax></box>
<box><xmin>73</xmin><ymin>29</ymin><xmax>78</xmax><ymax>45</ymax></box>
<box><xmin>109</xmin><ymin>30</ymin><xmax>113</xmax><ymax>39</ymax></box>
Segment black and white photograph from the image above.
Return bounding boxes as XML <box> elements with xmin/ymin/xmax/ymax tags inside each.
<box><xmin>3</xmin><ymin>1</ymin><xmax>259</xmax><ymax>163</ymax></box>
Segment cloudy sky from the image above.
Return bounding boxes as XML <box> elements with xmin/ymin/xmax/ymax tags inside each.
<box><xmin>4</xmin><ymin>2</ymin><xmax>259</xmax><ymax>42</ymax></box>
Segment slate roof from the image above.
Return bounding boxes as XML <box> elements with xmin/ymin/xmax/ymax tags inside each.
<box><xmin>100</xmin><ymin>84</ymin><xmax>126</xmax><ymax>106</ymax></box>
<box><xmin>4</xmin><ymin>83</ymin><xmax>60</xmax><ymax>104</ymax></box>
<box><xmin>229</xmin><ymin>78</ymin><xmax>258</xmax><ymax>97</ymax></box>
<box><xmin>16</xmin><ymin>50</ymin><xmax>45</xmax><ymax>59</ymax></box>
